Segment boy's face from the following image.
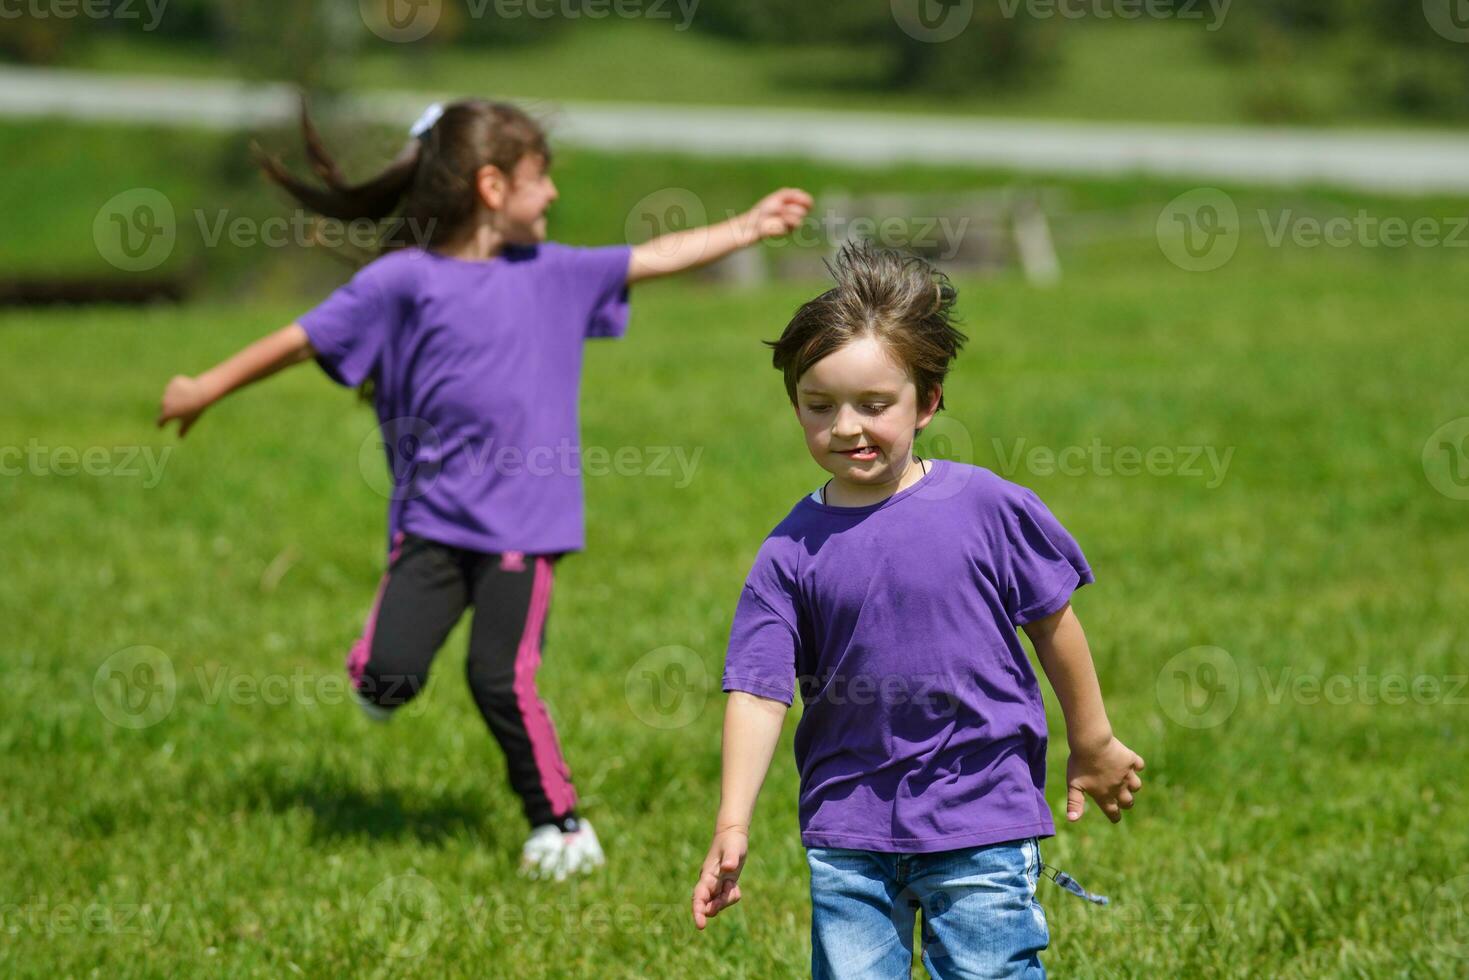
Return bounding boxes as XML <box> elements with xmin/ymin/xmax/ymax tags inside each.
<box><xmin>794</xmin><ymin>335</ymin><xmax>940</xmax><ymax>497</ymax></box>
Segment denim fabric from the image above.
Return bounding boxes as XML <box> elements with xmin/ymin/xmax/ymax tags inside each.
<box><xmin>807</xmin><ymin>837</ymin><xmax>1048</xmax><ymax>979</ymax></box>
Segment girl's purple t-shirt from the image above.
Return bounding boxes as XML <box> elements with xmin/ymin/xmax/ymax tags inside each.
<box><xmin>723</xmin><ymin>459</ymin><xmax>1093</xmax><ymax>853</ymax></box>
<box><xmin>299</xmin><ymin>243</ymin><xmax>631</xmax><ymax>556</ymax></box>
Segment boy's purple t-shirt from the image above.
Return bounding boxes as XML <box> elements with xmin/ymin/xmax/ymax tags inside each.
<box><xmin>723</xmin><ymin>460</ymin><xmax>1093</xmax><ymax>853</ymax></box>
<box><xmin>298</xmin><ymin>243</ymin><xmax>631</xmax><ymax>556</ymax></box>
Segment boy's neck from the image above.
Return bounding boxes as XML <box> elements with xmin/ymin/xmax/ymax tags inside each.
<box><xmin>823</xmin><ymin>456</ymin><xmax>928</xmax><ymax>508</ymax></box>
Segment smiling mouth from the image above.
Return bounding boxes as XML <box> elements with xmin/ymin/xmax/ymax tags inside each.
<box><xmin>836</xmin><ymin>446</ymin><xmax>880</xmax><ymax>460</ymax></box>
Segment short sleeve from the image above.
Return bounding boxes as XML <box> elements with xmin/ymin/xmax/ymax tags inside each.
<box><xmin>999</xmin><ymin>488</ymin><xmax>1094</xmax><ymax>626</ymax></box>
<box><xmin>557</xmin><ymin>244</ymin><xmax>631</xmax><ymax>340</ymax></box>
<box><xmin>298</xmin><ymin>256</ymin><xmax>406</xmax><ymax>388</ymax></box>
<box><xmin>723</xmin><ymin>568</ymin><xmax>800</xmax><ymax>706</ymax></box>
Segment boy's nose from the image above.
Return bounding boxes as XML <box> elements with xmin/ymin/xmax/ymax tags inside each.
<box><xmin>831</xmin><ymin>407</ymin><xmax>864</xmax><ymax>439</ymax></box>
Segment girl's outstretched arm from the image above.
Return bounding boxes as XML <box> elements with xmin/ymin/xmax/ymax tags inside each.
<box><xmin>629</xmin><ymin>187</ymin><xmax>813</xmax><ymax>285</ymax></box>
<box><xmin>157</xmin><ymin>323</ymin><xmax>315</xmax><ymax>437</ymax></box>
<box><xmin>1024</xmin><ymin>602</ymin><xmax>1146</xmax><ymax>824</ymax></box>
<box><xmin>691</xmin><ymin>690</ymin><xmax>788</xmax><ymax>930</ymax></box>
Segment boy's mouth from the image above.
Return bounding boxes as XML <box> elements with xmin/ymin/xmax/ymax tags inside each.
<box><xmin>836</xmin><ymin>445</ymin><xmax>881</xmax><ymax>461</ymax></box>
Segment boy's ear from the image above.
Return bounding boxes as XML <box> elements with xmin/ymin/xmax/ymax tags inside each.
<box><xmin>474</xmin><ymin>164</ymin><xmax>509</xmax><ymax>210</ymax></box>
<box><xmin>916</xmin><ymin>384</ymin><xmax>942</xmax><ymax>431</ymax></box>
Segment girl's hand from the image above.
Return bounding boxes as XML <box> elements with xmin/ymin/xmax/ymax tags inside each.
<box><xmin>691</xmin><ymin>826</ymin><xmax>749</xmax><ymax>930</ymax></box>
<box><xmin>157</xmin><ymin>375</ymin><xmax>213</xmax><ymax>438</ymax></box>
<box><xmin>1066</xmin><ymin>736</ymin><xmax>1145</xmax><ymax>824</ymax></box>
<box><xmin>746</xmin><ymin>188</ymin><xmax>813</xmax><ymax>242</ymax></box>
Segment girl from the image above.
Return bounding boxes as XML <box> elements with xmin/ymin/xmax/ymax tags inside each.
<box><xmin>690</xmin><ymin>243</ymin><xmax>1144</xmax><ymax>977</ymax></box>
<box><xmin>157</xmin><ymin>98</ymin><xmax>812</xmax><ymax>881</ymax></box>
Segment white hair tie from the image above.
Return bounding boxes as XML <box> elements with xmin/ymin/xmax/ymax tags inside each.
<box><xmin>409</xmin><ymin>102</ymin><xmax>444</xmax><ymax>140</ymax></box>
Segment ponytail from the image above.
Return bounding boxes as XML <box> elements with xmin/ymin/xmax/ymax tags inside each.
<box><xmin>253</xmin><ymin>96</ymin><xmax>422</xmax><ymax>225</ymax></box>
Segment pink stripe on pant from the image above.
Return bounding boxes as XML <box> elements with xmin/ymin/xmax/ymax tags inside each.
<box><xmin>513</xmin><ymin>556</ymin><xmax>578</xmax><ymax>817</ymax></box>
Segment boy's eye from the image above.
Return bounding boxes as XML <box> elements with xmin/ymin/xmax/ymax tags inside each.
<box><xmin>805</xmin><ymin>404</ymin><xmax>831</xmax><ymax>413</ymax></box>
<box><xmin>862</xmin><ymin>403</ymin><xmax>888</xmax><ymax>414</ymax></box>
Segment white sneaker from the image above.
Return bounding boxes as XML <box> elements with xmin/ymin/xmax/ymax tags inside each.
<box><xmin>518</xmin><ymin>820</ymin><xmax>605</xmax><ymax>882</ymax></box>
<box><xmin>518</xmin><ymin>824</ymin><xmax>565</xmax><ymax>880</ymax></box>
<box><xmin>559</xmin><ymin>820</ymin><xmax>605</xmax><ymax>879</ymax></box>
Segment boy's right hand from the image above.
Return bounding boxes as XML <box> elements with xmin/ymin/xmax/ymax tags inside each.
<box><xmin>691</xmin><ymin>827</ymin><xmax>748</xmax><ymax>930</ymax></box>
<box><xmin>157</xmin><ymin>375</ymin><xmax>212</xmax><ymax>437</ymax></box>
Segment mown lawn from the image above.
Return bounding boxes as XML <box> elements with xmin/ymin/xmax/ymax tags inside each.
<box><xmin>2</xmin><ymin>229</ymin><xmax>1468</xmax><ymax>977</ymax></box>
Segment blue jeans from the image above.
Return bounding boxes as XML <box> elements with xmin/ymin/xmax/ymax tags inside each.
<box><xmin>807</xmin><ymin>837</ymin><xmax>1048</xmax><ymax>979</ymax></box>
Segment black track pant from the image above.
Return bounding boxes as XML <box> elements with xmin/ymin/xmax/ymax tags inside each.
<box><xmin>346</xmin><ymin>533</ymin><xmax>579</xmax><ymax>830</ymax></box>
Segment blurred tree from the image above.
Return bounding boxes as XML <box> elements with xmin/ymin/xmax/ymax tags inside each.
<box><xmin>692</xmin><ymin>0</ymin><xmax>1055</xmax><ymax>90</ymax></box>
<box><xmin>1207</xmin><ymin>0</ymin><xmax>1469</xmax><ymax>120</ymax></box>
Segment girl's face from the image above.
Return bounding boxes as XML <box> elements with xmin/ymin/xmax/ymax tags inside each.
<box><xmin>481</xmin><ymin>154</ymin><xmax>558</xmax><ymax>244</ymax></box>
<box><xmin>794</xmin><ymin>335</ymin><xmax>940</xmax><ymax>503</ymax></box>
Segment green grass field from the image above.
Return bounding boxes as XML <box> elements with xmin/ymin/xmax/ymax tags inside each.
<box><xmin>4</xmin><ymin>222</ymin><xmax>1469</xmax><ymax>977</ymax></box>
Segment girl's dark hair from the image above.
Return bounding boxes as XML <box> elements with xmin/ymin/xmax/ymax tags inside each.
<box><xmin>767</xmin><ymin>242</ymin><xmax>967</xmax><ymax>412</ymax></box>
<box><xmin>253</xmin><ymin>96</ymin><xmax>551</xmax><ymax>254</ymax></box>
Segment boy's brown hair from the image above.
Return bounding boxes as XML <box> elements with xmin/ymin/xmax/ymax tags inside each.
<box><xmin>767</xmin><ymin>242</ymin><xmax>967</xmax><ymax>412</ymax></box>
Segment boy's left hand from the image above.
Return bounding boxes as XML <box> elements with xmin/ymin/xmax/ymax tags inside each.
<box><xmin>747</xmin><ymin>188</ymin><xmax>813</xmax><ymax>241</ymax></box>
<box><xmin>1066</xmin><ymin>736</ymin><xmax>1145</xmax><ymax>824</ymax></box>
